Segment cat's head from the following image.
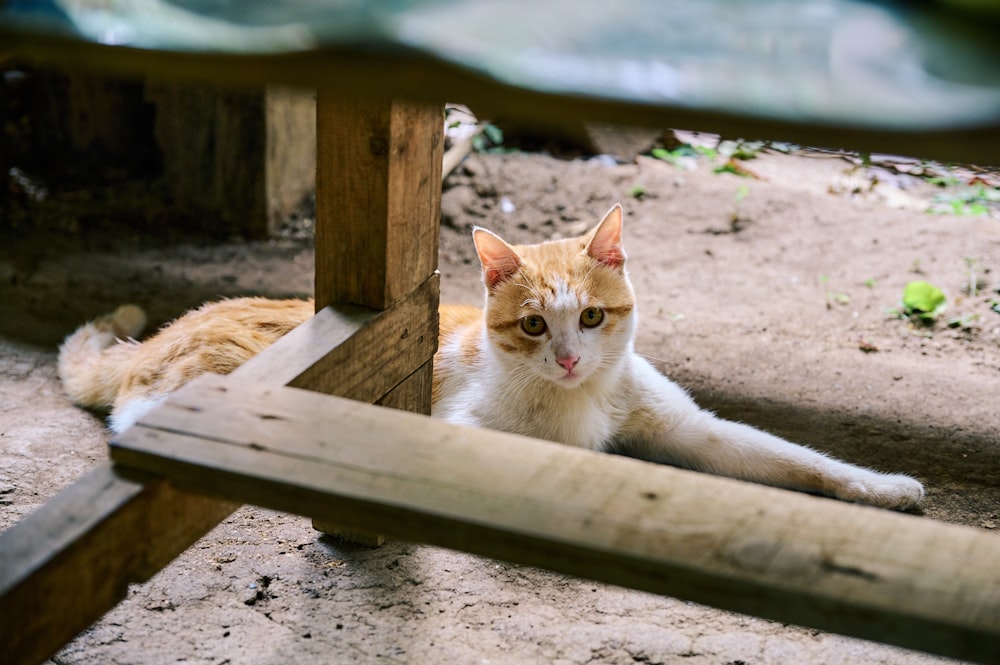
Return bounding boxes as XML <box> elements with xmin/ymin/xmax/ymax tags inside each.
<box><xmin>473</xmin><ymin>204</ymin><xmax>636</xmax><ymax>389</ymax></box>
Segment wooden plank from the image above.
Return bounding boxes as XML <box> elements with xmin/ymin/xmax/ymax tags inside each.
<box><xmin>376</xmin><ymin>359</ymin><xmax>434</xmax><ymax>415</ymax></box>
<box><xmin>233</xmin><ymin>273</ymin><xmax>438</xmax><ymax>400</ymax></box>
<box><xmin>0</xmin><ymin>464</ymin><xmax>238</xmax><ymax>665</ymax></box>
<box><xmin>112</xmin><ymin>374</ymin><xmax>1000</xmax><ymax>664</ymax></box>
<box><xmin>310</xmin><ymin>357</ymin><xmax>433</xmax><ymax>543</ymax></box>
<box><xmin>314</xmin><ymin>98</ymin><xmax>443</xmax><ymax>310</ymax></box>
<box><xmin>264</xmin><ymin>87</ymin><xmax>317</xmax><ymax>233</ymax></box>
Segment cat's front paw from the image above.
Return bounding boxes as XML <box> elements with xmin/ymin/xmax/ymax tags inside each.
<box><xmin>838</xmin><ymin>473</ymin><xmax>924</xmax><ymax>510</ymax></box>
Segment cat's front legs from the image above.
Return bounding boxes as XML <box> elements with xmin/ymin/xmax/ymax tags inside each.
<box><xmin>629</xmin><ymin>411</ymin><xmax>924</xmax><ymax>510</ymax></box>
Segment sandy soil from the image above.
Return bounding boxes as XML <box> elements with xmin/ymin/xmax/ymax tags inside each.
<box><xmin>1</xmin><ymin>146</ymin><xmax>998</xmax><ymax>664</ymax></box>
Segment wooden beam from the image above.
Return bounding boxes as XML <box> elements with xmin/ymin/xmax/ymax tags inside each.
<box><xmin>0</xmin><ymin>465</ymin><xmax>238</xmax><ymax>665</ymax></box>
<box><xmin>232</xmin><ymin>273</ymin><xmax>439</xmax><ymax>401</ymax></box>
<box><xmin>376</xmin><ymin>360</ymin><xmax>434</xmax><ymax>415</ymax></box>
<box><xmin>147</xmin><ymin>83</ymin><xmax>316</xmax><ymax>238</ymax></box>
<box><xmin>314</xmin><ymin>97</ymin><xmax>443</xmax><ymax>310</ymax></box>
<box><xmin>311</xmin><ymin>359</ymin><xmax>433</xmax><ymax>543</ymax></box>
<box><xmin>112</xmin><ymin>373</ymin><xmax>1000</xmax><ymax>664</ymax></box>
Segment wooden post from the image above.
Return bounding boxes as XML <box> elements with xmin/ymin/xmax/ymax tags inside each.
<box><xmin>314</xmin><ymin>95</ymin><xmax>442</xmax><ymax>312</ymax></box>
<box><xmin>312</xmin><ymin>96</ymin><xmax>442</xmax><ymax>539</ymax></box>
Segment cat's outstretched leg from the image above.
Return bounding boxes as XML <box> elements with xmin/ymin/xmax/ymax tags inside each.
<box><xmin>636</xmin><ymin>409</ymin><xmax>924</xmax><ymax>510</ymax></box>
<box><xmin>695</xmin><ymin>415</ymin><xmax>920</xmax><ymax>509</ymax></box>
<box><xmin>619</xmin><ymin>362</ymin><xmax>923</xmax><ymax>510</ymax></box>
<box><xmin>58</xmin><ymin>304</ymin><xmax>146</xmax><ymax>410</ymax></box>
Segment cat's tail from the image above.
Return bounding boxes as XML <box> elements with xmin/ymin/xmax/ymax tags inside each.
<box><xmin>58</xmin><ymin>304</ymin><xmax>147</xmax><ymax>409</ymax></box>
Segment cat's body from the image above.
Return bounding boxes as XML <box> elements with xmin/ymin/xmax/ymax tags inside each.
<box><xmin>59</xmin><ymin>205</ymin><xmax>924</xmax><ymax>510</ymax></box>
<box><xmin>59</xmin><ymin>298</ymin><xmax>312</xmax><ymax>433</ymax></box>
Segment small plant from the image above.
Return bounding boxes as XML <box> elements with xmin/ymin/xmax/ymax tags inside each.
<box><xmin>926</xmin><ymin>184</ymin><xmax>1000</xmax><ymax>216</ymax></box>
<box><xmin>650</xmin><ymin>144</ymin><xmax>714</xmax><ymax>169</ymax></box>
<box><xmin>629</xmin><ymin>185</ymin><xmax>648</xmax><ymax>200</ymax></box>
<box><xmin>713</xmin><ymin>159</ymin><xmax>759</xmax><ymax>178</ymax></box>
<box><xmin>947</xmin><ymin>313</ymin><xmax>980</xmax><ymax>331</ymax></box>
<box><xmin>899</xmin><ymin>280</ymin><xmax>947</xmax><ymax>323</ymax></box>
<box><xmin>731</xmin><ymin>184</ymin><xmax>749</xmax><ymax>217</ymax></box>
<box><xmin>472</xmin><ymin>122</ymin><xmax>505</xmax><ymax>153</ymax></box>
<box><xmin>818</xmin><ymin>275</ymin><xmax>850</xmax><ymax>308</ymax></box>
<box><xmin>963</xmin><ymin>257</ymin><xmax>985</xmax><ymax>296</ymax></box>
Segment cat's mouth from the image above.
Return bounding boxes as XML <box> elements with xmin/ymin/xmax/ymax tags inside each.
<box><xmin>557</xmin><ymin>369</ymin><xmax>584</xmax><ymax>385</ymax></box>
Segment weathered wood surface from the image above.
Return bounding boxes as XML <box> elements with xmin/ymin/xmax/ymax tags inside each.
<box><xmin>375</xmin><ymin>359</ymin><xmax>434</xmax><ymax>415</ymax></box>
<box><xmin>310</xmin><ymin>359</ymin><xmax>435</xmax><ymax>544</ymax></box>
<box><xmin>264</xmin><ymin>87</ymin><xmax>317</xmax><ymax>232</ymax></box>
<box><xmin>113</xmin><ymin>373</ymin><xmax>1000</xmax><ymax>664</ymax></box>
<box><xmin>0</xmin><ymin>465</ymin><xmax>239</xmax><ymax>665</ymax></box>
<box><xmin>315</xmin><ymin>97</ymin><xmax>443</xmax><ymax>309</ymax></box>
<box><xmin>148</xmin><ymin>84</ymin><xmax>315</xmax><ymax>237</ymax></box>
<box><xmin>232</xmin><ymin>274</ymin><xmax>438</xmax><ymax>402</ymax></box>
<box><xmin>307</xmin><ymin>97</ymin><xmax>442</xmax><ymax>542</ymax></box>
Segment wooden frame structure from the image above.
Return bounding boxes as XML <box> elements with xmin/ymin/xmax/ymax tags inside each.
<box><xmin>1</xmin><ymin>92</ymin><xmax>999</xmax><ymax>665</ymax></box>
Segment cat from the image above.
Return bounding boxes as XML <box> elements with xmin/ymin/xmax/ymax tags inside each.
<box><xmin>59</xmin><ymin>204</ymin><xmax>924</xmax><ymax>510</ymax></box>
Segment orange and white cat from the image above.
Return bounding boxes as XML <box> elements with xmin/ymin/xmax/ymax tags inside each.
<box><xmin>59</xmin><ymin>204</ymin><xmax>923</xmax><ymax>510</ymax></box>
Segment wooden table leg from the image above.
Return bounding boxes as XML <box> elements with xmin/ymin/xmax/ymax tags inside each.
<box><xmin>311</xmin><ymin>95</ymin><xmax>443</xmax><ymax>539</ymax></box>
<box><xmin>0</xmin><ymin>96</ymin><xmax>444</xmax><ymax>661</ymax></box>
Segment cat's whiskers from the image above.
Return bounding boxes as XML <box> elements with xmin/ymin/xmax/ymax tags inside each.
<box><xmin>502</xmin><ymin>365</ymin><xmax>544</xmax><ymax>403</ymax></box>
<box><xmin>636</xmin><ymin>352</ymin><xmax>672</xmax><ymax>366</ymax></box>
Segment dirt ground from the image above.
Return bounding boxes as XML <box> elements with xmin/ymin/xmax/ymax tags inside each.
<box><xmin>1</xmin><ymin>144</ymin><xmax>998</xmax><ymax>665</ymax></box>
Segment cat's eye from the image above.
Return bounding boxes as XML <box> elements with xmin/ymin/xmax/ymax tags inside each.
<box><xmin>580</xmin><ymin>307</ymin><xmax>605</xmax><ymax>328</ymax></box>
<box><xmin>521</xmin><ymin>315</ymin><xmax>547</xmax><ymax>336</ymax></box>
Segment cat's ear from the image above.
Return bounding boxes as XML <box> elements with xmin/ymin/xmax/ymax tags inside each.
<box><xmin>585</xmin><ymin>204</ymin><xmax>627</xmax><ymax>269</ymax></box>
<box><xmin>473</xmin><ymin>227</ymin><xmax>522</xmax><ymax>289</ymax></box>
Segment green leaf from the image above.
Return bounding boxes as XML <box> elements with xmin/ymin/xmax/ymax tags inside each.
<box><xmin>693</xmin><ymin>145</ymin><xmax>718</xmax><ymax>159</ymax></box>
<box><xmin>902</xmin><ymin>280</ymin><xmax>946</xmax><ymax>319</ymax></box>
<box><xmin>650</xmin><ymin>145</ymin><xmax>701</xmax><ymax>166</ymax></box>
<box><xmin>628</xmin><ymin>185</ymin><xmax>647</xmax><ymax>199</ymax></box>
<box><xmin>482</xmin><ymin>122</ymin><xmax>504</xmax><ymax>145</ymax></box>
<box><xmin>713</xmin><ymin>162</ymin><xmax>751</xmax><ymax>177</ymax></box>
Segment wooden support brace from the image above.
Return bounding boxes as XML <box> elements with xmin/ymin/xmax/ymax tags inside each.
<box><xmin>0</xmin><ymin>465</ymin><xmax>239</xmax><ymax>665</ymax></box>
<box><xmin>112</xmin><ymin>373</ymin><xmax>1000</xmax><ymax>664</ymax></box>
<box><xmin>232</xmin><ymin>274</ymin><xmax>439</xmax><ymax>403</ymax></box>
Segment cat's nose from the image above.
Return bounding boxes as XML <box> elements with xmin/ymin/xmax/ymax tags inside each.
<box><xmin>556</xmin><ymin>354</ymin><xmax>579</xmax><ymax>371</ymax></box>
